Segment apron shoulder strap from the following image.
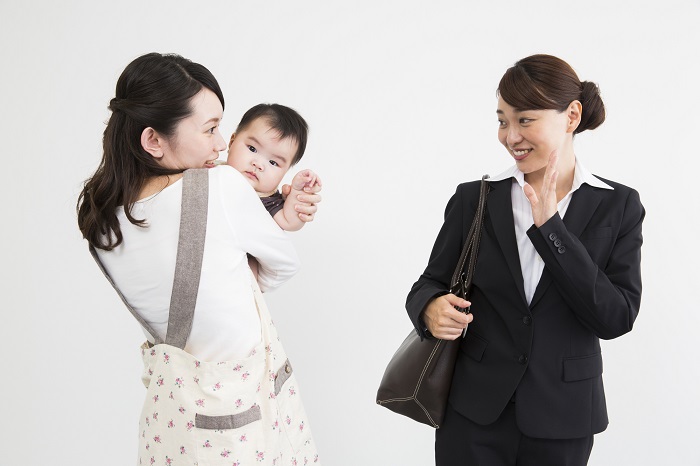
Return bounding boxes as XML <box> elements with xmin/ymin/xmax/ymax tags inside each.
<box><xmin>88</xmin><ymin>168</ymin><xmax>210</xmax><ymax>349</ymax></box>
<box><xmin>165</xmin><ymin>168</ymin><xmax>209</xmax><ymax>349</ymax></box>
<box><xmin>89</xmin><ymin>245</ymin><xmax>163</xmax><ymax>344</ymax></box>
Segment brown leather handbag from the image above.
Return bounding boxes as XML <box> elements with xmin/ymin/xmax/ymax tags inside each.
<box><xmin>376</xmin><ymin>175</ymin><xmax>490</xmax><ymax>428</ymax></box>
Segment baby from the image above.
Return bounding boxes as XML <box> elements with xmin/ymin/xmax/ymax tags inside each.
<box><xmin>220</xmin><ymin>103</ymin><xmax>320</xmax><ymax>231</ymax></box>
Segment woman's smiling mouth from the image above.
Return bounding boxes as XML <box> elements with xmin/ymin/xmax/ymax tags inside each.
<box><xmin>512</xmin><ymin>148</ymin><xmax>532</xmax><ymax>160</ymax></box>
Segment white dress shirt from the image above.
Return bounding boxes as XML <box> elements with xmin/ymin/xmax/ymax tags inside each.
<box><xmin>490</xmin><ymin>157</ymin><xmax>613</xmax><ymax>304</ymax></box>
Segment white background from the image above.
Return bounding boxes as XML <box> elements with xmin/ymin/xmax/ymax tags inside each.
<box><xmin>2</xmin><ymin>1</ymin><xmax>699</xmax><ymax>464</ymax></box>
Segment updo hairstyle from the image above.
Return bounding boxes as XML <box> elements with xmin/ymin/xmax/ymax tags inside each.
<box><xmin>497</xmin><ymin>54</ymin><xmax>605</xmax><ymax>134</ymax></box>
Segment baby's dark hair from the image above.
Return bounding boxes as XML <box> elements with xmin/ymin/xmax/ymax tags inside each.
<box><xmin>236</xmin><ymin>104</ymin><xmax>308</xmax><ymax>165</ymax></box>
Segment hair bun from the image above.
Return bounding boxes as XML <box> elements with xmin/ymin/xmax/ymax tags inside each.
<box><xmin>577</xmin><ymin>81</ymin><xmax>605</xmax><ymax>134</ymax></box>
<box><xmin>109</xmin><ymin>97</ymin><xmax>123</xmax><ymax>112</ymax></box>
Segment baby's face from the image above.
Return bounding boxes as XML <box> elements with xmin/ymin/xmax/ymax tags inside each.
<box><xmin>226</xmin><ymin>118</ymin><xmax>298</xmax><ymax>194</ymax></box>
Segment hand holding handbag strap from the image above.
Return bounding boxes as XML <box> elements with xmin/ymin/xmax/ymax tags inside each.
<box><xmin>450</xmin><ymin>174</ymin><xmax>490</xmax><ymax>300</ymax></box>
<box><xmin>376</xmin><ymin>174</ymin><xmax>491</xmax><ymax>428</ymax></box>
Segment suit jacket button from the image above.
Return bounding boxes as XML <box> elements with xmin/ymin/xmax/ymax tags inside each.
<box><xmin>557</xmin><ymin>246</ymin><xmax>566</xmax><ymax>254</ymax></box>
<box><xmin>549</xmin><ymin>233</ymin><xmax>558</xmax><ymax>241</ymax></box>
<box><xmin>554</xmin><ymin>239</ymin><xmax>562</xmax><ymax>247</ymax></box>
<box><xmin>522</xmin><ymin>316</ymin><xmax>532</xmax><ymax>326</ymax></box>
<box><xmin>518</xmin><ymin>354</ymin><xmax>528</xmax><ymax>364</ymax></box>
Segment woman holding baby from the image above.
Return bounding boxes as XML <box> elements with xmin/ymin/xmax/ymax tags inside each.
<box><xmin>78</xmin><ymin>52</ymin><xmax>321</xmax><ymax>463</ymax></box>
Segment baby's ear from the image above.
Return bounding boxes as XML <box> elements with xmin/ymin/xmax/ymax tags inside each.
<box><xmin>228</xmin><ymin>132</ymin><xmax>236</xmax><ymax>148</ymax></box>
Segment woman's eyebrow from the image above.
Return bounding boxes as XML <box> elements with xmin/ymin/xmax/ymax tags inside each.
<box><xmin>201</xmin><ymin>117</ymin><xmax>221</xmax><ymax>126</ymax></box>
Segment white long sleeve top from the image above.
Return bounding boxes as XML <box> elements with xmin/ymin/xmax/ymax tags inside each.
<box><xmin>96</xmin><ymin>166</ymin><xmax>299</xmax><ymax>361</ymax></box>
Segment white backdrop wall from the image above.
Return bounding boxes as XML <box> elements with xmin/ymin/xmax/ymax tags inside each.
<box><xmin>1</xmin><ymin>1</ymin><xmax>699</xmax><ymax>464</ymax></box>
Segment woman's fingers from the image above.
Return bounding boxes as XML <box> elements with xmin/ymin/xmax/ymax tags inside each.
<box><xmin>295</xmin><ymin>203</ymin><xmax>318</xmax><ymax>215</ymax></box>
<box><xmin>544</xmin><ymin>150</ymin><xmax>558</xmax><ymax>181</ymax></box>
<box><xmin>525</xmin><ymin>150</ymin><xmax>560</xmax><ymax>227</ymax></box>
<box><xmin>280</xmin><ymin>184</ymin><xmax>291</xmax><ymax>199</ymax></box>
<box><xmin>297</xmin><ymin>212</ymin><xmax>315</xmax><ymax>222</ymax></box>
<box><xmin>523</xmin><ymin>182</ymin><xmax>538</xmax><ymax>206</ymax></box>
<box><xmin>423</xmin><ymin>294</ymin><xmax>474</xmax><ymax>339</ymax></box>
<box><xmin>297</xmin><ymin>193</ymin><xmax>322</xmax><ymax>205</ymax></box>
<box><xmin>432</xmin><ymin>311</ymin><xmax>474</xmax><ymax>340</ymax></box>
<box><xmin>443</xmin><ymin>293</ymin><xmax>470</xmax><ymax>310</ymax></box>
<box><xmin>295</xmin><ymin>202</ymin><xmax>318</xmax><ymax>223</ymax></box>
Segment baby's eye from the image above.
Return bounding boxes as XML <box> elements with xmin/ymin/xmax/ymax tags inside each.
<box><xmin>269</xmin><ymin>160</ymin><xmax>279</xmax><ymax>167</ymax></box>
<box><xmin>247</xmin><ymin>145</ymin><xmax>257</xmax><ymax>153</ymax></box>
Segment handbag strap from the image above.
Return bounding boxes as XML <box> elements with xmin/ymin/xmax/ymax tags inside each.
<box><xmin>88</xmin><ymin>169</ymin><xmax>209</xmax><ymax>349</ymax></box>
<box><xmin>450</xmin><ymin>175</ymin><xmax>490</xmax><ymax>299</ymax></box>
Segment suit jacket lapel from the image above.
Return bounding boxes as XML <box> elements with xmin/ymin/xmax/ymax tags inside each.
<box><xmin>561</xmin><ymin>184</ymin><xmax>603</xmax><ymax>238</ymax></box>
<box><xmin>529</xmin><ymin>184</ymin><xmax>603</xmax><ymax>308</ymax></box>
<box><xmin>487</xmin><ymin>179</ymin><xmax>528</xmax><ymax>306</ymax></box>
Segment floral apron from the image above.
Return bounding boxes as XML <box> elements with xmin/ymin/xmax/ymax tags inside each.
<box><xmin>91</xmin><ymin>169</ymin><xmax>319</xmax><ymax>465</ymax></box>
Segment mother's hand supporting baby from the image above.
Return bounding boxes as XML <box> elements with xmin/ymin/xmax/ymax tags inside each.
<box><xmin>281</xmin><ymin>178</ymin><xmax>322</xmax><ymax>223</ymax></box>
<box><xmin>421</xmin><ymin>294</ymin><xmax>473</xmax><ymax>340</ymax></box>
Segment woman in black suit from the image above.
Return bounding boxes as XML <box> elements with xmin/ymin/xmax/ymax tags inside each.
<box><xmin>406</xmin><ymin>54</ymin><xmax>644</xmax><ymax>465</ymax></box>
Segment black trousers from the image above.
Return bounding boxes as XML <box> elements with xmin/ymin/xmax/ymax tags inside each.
<box><xmin>436</xmin><ymin>402</ymin><xmax>594</xmax><ymax>466</ymax></box>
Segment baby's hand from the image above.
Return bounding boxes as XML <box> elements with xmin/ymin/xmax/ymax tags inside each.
<box><xmin>290</xmin><ymin>169</ymin><xmax>321</xmax><ymax>192</ymax></box>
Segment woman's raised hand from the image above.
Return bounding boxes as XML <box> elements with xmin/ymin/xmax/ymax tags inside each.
<box><xmin>422</xmin><ymin>294</ymin><xmax>473</xmax><ymax>340</ymax></box>
<box><xmin>523</xmin><ymin>150</ymin><xmax>559</xmax><ymax>228</ymax></box>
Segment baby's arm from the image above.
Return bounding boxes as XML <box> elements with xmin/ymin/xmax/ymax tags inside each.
<box><xmin>273</xmin><ymin>169</ymin><xmax>322</xmax><ymax>231</ymax></box>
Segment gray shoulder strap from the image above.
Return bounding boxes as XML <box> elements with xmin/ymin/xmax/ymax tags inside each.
<box><xmin>164</xmin><ymin>169</ymin><xmax>209</xmax><ymax>349</ymax></box>
<box><xmin>89</xmin><ymin>245</ymin><xmax>163</xmax><ymax>344</ymax></box>
<box><xmin>88</xmin><ymin>169</ymin><xmax>209</xmax><ymax>349</ymax></box>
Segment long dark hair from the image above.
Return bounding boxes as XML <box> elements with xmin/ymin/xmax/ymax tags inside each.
<box><xmin>497</xmin><ymin>54</ymin><xmax>605</xmax><ymax>134</ymax></box>
<box><xmin>77</xmin><ymin>53</ymin><xmax>225</xmax><ymax>250</ymax></box>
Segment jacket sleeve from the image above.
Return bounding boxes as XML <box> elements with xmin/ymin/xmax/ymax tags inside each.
<box><xmin>406</xmin><ymin>182</ymin><xmax>478</xmax><ymax>338</ymax></box>
<box><xmin>527</xmin><ymin>188</ymin><xmax>645</xmax><ymax>340</ymax></box>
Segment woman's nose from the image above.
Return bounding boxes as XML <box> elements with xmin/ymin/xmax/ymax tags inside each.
<box><xmin>214</xmin><ymin>132</ymin><xmax>227</xmax><ymax>152</ymax></box>
<box><xmin>507</xmin><ymin>127</ymin><xmax>523</xmax><ymax>146</ymax></box>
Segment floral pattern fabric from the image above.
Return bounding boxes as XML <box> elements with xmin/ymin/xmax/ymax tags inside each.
<box><xmin>137</xmin><ymin>283</ymin><xmax>319</xmax><ymax>465</ymax></box>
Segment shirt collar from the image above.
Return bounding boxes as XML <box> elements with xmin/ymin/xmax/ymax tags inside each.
<box><xmin>489</xmin><ymin>157</ymin><xmax>613</xmax><ymax>191</ymax></box>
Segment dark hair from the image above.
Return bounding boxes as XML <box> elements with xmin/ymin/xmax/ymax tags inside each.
<box><xmin>77</xmin><ymin>52</ymin><xmax>225</xmax><ymax>250</ymax></box>
<box><xmin>235</xmin><ymin>104</ymin><xmax>308</xmax><ymax>165</ymax></box>
<box><xmin>497</xmin><ymin>54</ymin><xmax>605</xmax><ymax>134</ymax></box>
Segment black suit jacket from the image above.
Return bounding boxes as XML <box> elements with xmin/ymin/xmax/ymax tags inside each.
<box><xmin>406</xmin><ymin>177</ymin><xmax>644</xmax><ymax>439</ymax></box>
